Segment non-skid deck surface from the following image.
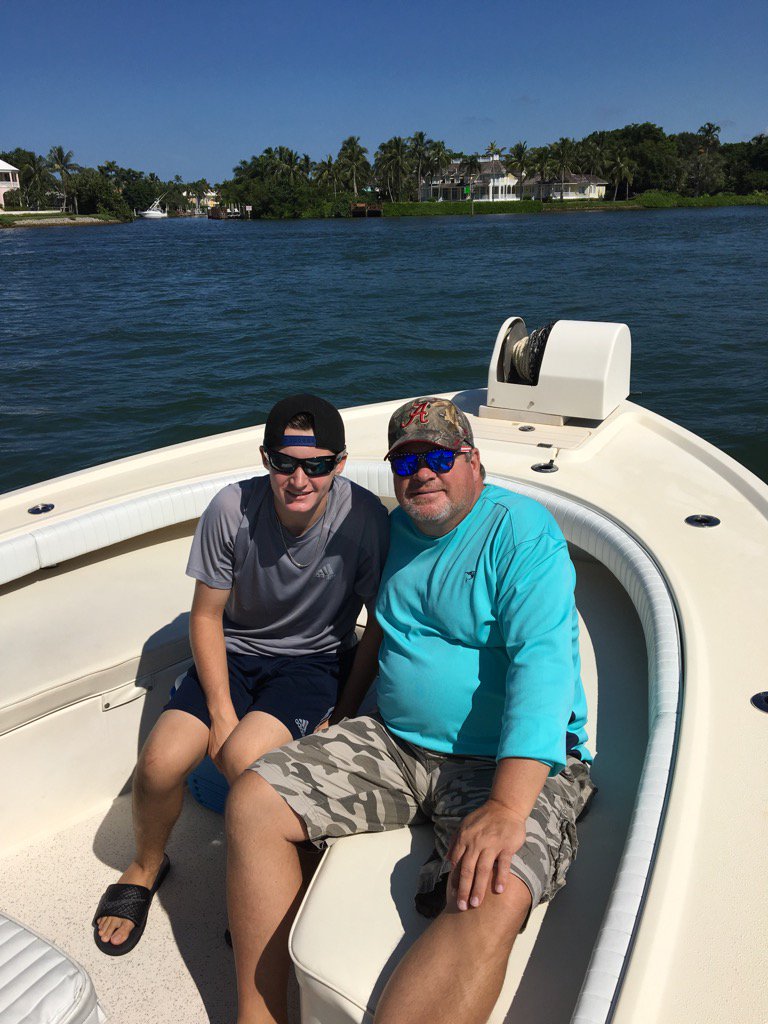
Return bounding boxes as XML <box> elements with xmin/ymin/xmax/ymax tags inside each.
<box><xmin>0</xmin><ymin>792</ymin><xmax>249</xmax><ymax>1024</ymax></box>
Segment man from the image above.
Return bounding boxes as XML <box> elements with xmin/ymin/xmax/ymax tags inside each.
<box><xmin>93</xmin><ymin>394</ymin><xmax>389</xmax><ymax>955</ymax></box>
<box><xmin>226</xmin><ymin>396</ymin><xmax>594</xmax><ymax>1024</ymax></box>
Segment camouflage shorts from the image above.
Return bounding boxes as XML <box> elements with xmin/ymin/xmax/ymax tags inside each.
<box><xmin>249</xmin><ymin>714</ymin><xmax>595</xmax><ymax>910</ymax></box>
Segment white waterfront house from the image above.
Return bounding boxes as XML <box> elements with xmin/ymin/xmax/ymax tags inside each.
<box><xmin>419</xmin><ymin>159</ymin><xmax>608</xmax><ymax>203</ymax></box>
<box><xmin>521</xmin><ymin>173</ymin><xmax>608</xmax><ymax>200</ymax></box>
<box><xmin>419</xmin><ymin>158</ymin><xmax>519</xmax><ymax>202</ymax></box>
<box><xmin>0</xmin><ymin>160</ymin><xmax>21</xmax><ymax>209</ymax></box>
<box><xmin>182</xmin><ymin>188</ymin><xmax>219</xmax><ymax>214</ymax></box>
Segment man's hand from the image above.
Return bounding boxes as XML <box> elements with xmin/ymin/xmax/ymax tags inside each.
<box><xmin>446</xmin><ymin>799</ymin><xmax>528</xmax><ymax>912</ymax></box>
<box><xmin>208</xmin><ymin>706</ymin><xmax>239</xmax><ymax>768</ymax></box>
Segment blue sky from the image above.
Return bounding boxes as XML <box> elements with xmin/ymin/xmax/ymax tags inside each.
<box><xmin>2</xmin><ymin>0</ymin><xmax>766</xmax><ymax>182</ymax></box>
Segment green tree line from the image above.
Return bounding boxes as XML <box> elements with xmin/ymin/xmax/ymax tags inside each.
<box><xmin>0</xmin><ymin>146</ymin><xmax>209</xmax><ymax>220</ymax></box>
<box><xmin>2</xmin><ymin>123</ymin><xmax>766</xmax><ymax>221</ymax></box>
<box><xmin>202</xmin><ymin>123</ymin><xmax>768</xmax><ymax>216</ymax></box>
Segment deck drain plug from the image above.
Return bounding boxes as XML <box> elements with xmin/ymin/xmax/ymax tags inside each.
<box><xmin>685</xmin><ymin>514</ymin><xmax>720</xmax><ymax>527</ymax></box>
<box><xmin>532</xmin><ymin>459</ymin><xmax>558</xmax><ymax>473</ymax></box>
<box><xmin>750</xmin><ymin>693</ymin><xmax>768</xmax><ymax>713</ymax></box>
<box><xmin>28</xmin><ymin>503</ymin><xmax>55</xmax><ymax>515</ymax></box>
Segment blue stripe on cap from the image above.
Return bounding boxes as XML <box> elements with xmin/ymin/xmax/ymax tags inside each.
<box><xmin>280</xmin><ymin>435</ymin><xmax>317</xmax><ymax>447</ymax></box>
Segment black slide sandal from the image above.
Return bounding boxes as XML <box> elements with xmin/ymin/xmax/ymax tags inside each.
<box><xmin>92</xmin><ymin>854</ymin><xmax>171</xmax><ymax>956</ymax></box>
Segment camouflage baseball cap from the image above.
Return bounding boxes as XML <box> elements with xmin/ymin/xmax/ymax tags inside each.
<box><xmin>385</xmin><ymin>397</ymin><xmax>474</xmax><ymax>458</ymax></box>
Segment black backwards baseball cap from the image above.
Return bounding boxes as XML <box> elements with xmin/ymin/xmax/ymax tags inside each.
<box><xmin>263</xmin><ymin>394</ymin><xmax>346</xmax><ymax>453</ymax></box>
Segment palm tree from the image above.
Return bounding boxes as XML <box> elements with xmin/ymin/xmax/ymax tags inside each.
<box><xmin>459</xmin><ymin>154</ymin><xmax>481</xmax><ymax>200</ymax></box>
<box><xmin>314</xmin><ymin>156</ymin><xmax>338</xmax><ymax>196</ymax></box>
<box><xmin>532</xmin><ymin>148</ymin><xmax>554</xmax><ymax>200</ymax></box>
<box><xmin>506</xmin><ymin>141</ymin><xmax>530</xmax><ymax>200</ymax></box>
<box><xmin>233</xmin><ymin>156</ymin><xmax>260</xmax><ymax>183</ymax></box>
<box><xmin>337</xmin><ymin>136</ymin><xmax>370</xmax><ymax>197</ymax></box>
<box><xmin>581</xmin><ymin>139</ymin><xmax>605</xmax><ymax>178</ymax></box>
<box><xmin>549</xmin><ymin>137</ymin><xmax>575</xmax><ymax>200</ymax></box>
<box><xmin>375</xmin><ymin>137</ymin><xmax>412</xmax><ymax>202</ymax></box>
<box><xmin>424</xmin><ymin>141</ymin><xmax>451</xmax><ymax>196</ymax></box>
<box><xmin>485</xmin><ymin>140</ymin><xmax>505</xmax><ymax>161</ymax></box>
<box><xmin>607</xmin><ymin>149</ymin><xmax>632</xmax><ymax>201</ymax></box>
<box><xmin>46</xmin><ymin>146</ymin><xmax>81</xmax><ymax>213</ymax></box>
<box><xmin>187</xmin><ymin>178</ymin><xmax>210</xmax><ymax>213</ymax></box>
<box><xmin>690</xmin><ymin>123</ymin><xmax>722</xmax><ymax>197</ymax></box>
<box><xmin>408</xmin><ymin>131</ymin><xmax>433</xmax><ymax>201</ymax></box>
<box><xmin>697</xmin><ymin>123</ymin><xmax>721</xmax><ymax>154</ymax></box>
<box><xmin>271</xmin><ymin>147</ymin><xmax>303</xmax><ymax>183</ymax></box>
<box><xmin>258</xmin><ymin>148</ymin><xmax>281</xmax><ymax>181</ymax></box>
<box><xmin>21</xmin><ymin>154</ymin><xmax>55</xmax><ymax>209</ymax></box>
<box><xmin>98</xmin><ymin>160</ymin><xmax>120</xmax><ymax>182</ymax></box>
<box><xmin>483</xmin><ymin>142</ymin><xmax>506</xmax><ymax>202</ymax></box>
<box><xmin>623</xmin><ymin>159</ymin><xmax>636</xmax><ymax>200</ymax></box>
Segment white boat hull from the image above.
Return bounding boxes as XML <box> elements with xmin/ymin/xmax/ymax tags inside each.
<box><xmin>0</xmin><ymin>350</ymin><xmax>766</xmax><ymax>1023</ymax></box>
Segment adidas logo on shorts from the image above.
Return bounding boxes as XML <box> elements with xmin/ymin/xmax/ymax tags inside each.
<box><xmin>295</xmin><ymin>718</ymin><xmax>309</xmax><ymax>736</ymax></box>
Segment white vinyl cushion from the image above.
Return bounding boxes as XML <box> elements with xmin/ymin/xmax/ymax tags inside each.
<box><xmin>481</xmin><ymin>476</ymin><xmax>681</xmax><ymax>1024</ymax></box>
<box><xmin>0</xmin><ymin>914</ymin><xmax>105</xmax><ymax>1024</ymax></box>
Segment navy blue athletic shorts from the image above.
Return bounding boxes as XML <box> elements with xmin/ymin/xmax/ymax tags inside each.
<box><xmin>164</xmin><ymin>646</ymin><xmax>356</xmax><ymax>741</ymax></box>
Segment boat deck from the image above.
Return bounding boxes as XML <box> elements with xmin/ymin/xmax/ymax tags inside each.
<box><xmin>2</xmin><ymin>392</ymin><xmax>767</xmax><ymax>1022</ymax></box>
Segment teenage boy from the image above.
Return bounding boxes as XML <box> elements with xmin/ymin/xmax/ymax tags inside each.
<box><xmin>93</xmin><ymin>394</ymin><xmax>389</xmax><ymax>955</ymax></box>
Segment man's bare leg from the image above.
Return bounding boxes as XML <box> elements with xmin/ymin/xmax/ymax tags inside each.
<box><xmin>374</xmin><ymin>875</ymin><xmax>532</xmax><ymax>1024</ymax></box>
<box><xmin>97</xmin><ymin>709</ymin><xmax>291</xmax><ymax>948</ymax></box>
<box><xmin>226</xmin><ymin>770</ymin><xmax>311</xmax><ymax>1024</ymax></box>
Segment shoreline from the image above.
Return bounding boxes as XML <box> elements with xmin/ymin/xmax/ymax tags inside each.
<box><xmin>382</xmin><ymin>192</ymin><xmax>768</xmax><ymax>218</ymax></box>
<box><xmin>0</xmin><ymin>214</ymin><xmax>124</xmax><ymax>229</ymax></box>
<box><xmin>2</xmin><ymin>193</ymin><xmax>765</xmax><ymax>230</ymax></box>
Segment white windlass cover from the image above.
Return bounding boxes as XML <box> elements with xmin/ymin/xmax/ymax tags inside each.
<box><xmin>484</xmin><ymin>317</ymin><xmax>631</xmax><ymax>423</ymax></box>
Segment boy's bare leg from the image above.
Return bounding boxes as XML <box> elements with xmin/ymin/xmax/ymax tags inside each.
<box><xmin>96</xmin><ymin>709</ymin><xmax>209</xmax><ymax>947</ymax></box>
<box><xmin>97</xmin><ymin>709</ymin><xmax>291</xmax><ymax>948</ymax></box>
<box><xmin>374</xmin><ymin>875</ymin><xmax>531</xmax><ymax>1024</ymax></box>
<box><xmin>217</xmin><ymin>711</ymin><xmax>292</xmax><ymax>784</ymax></box>
<box><xmin>226</xmin><ymin>771</ymin><xmax>311</xmax><ymax>1024</ymax></box>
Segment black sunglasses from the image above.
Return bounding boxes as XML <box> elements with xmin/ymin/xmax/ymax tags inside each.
<box><xmin>264</xmin><ymin>449</ymin><xmax>345</xmax><ymax>478</ymax></box>
<box><xmin>388</xmin><ymin>447</ymin><xmax>472</xmax><ymax>477</ymax></box>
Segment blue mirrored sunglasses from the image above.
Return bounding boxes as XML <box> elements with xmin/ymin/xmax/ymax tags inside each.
<box><xmin>388</xmin><ymin>447</ymin><xmax>472</xmax><ymax>477</ymax></box>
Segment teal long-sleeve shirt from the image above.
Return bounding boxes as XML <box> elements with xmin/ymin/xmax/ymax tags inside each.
<box><xmin>375</xmin><ymin>484</ymin><xmax>591</xmax><ymax>774</ymax></box>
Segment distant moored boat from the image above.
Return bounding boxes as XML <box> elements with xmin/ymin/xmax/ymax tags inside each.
<box><xmin>137</xmin><ymin>196</ymin><xmax>168</xmax><ymax>219</ymax></box>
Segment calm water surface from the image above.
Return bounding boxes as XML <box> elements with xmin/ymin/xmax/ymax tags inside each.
<box><xmin>1</xmin><ymin>207</ymin><xmax>767</xmax><ymax>494</ymax></box>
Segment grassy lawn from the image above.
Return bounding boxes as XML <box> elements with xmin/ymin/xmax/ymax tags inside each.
<box><xmin>0</xmin><ymin>212</ymin><xmax>120</xmax><ymax>228</ymax></box>
<box><xmin>382</xmin><ymin>193</ymin><xmax>767</xmax><ymax>217</ymax></box>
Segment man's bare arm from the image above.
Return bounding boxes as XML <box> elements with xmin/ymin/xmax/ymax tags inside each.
<box><xmin>325</xmin><ymin>615</ymin><xmax>383</xmax><ymax>727</ymax></box>
<box><xmin>446</xmin><ymin>756</ymin><xmax>550</xmax><ymax>911</ymax></box>
<box><xmin>189</xmin><ymin>580</ymin><xmax>237</xmax><ymax>766</ymax></box>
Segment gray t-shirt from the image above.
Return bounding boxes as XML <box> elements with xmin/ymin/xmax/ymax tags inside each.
<box><xmin>186</xmin><ymin>474</ymin><xmax>390</xmax><ymax>657</ymax></box>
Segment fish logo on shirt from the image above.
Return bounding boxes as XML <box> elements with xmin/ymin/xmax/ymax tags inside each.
<box><xmin>465</xmin><ymin>570</ymin><xmax>476</xmax><ymax>581</ymax></box>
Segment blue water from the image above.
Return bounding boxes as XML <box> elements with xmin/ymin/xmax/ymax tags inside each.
<box><xmin>1</xmin><ymin>207</ymin><xmax>767</xmax><ymax>494</ymax></box>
